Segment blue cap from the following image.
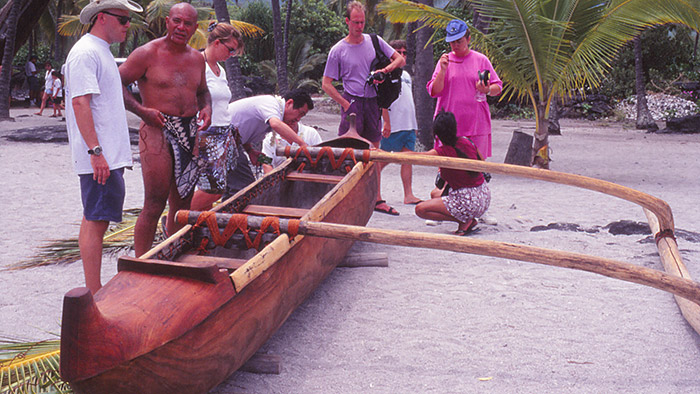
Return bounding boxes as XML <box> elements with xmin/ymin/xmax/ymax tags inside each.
<box><xmin>445</xmin><ymin>19</ymin><xmax>468</xmax><ymax>43</ymax></box>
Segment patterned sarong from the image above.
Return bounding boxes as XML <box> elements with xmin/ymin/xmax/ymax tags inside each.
<box><xmin>197</xmin><ymin>125</ymin><xmax>239</xmax><ymax>193</ymax></box>
<box><xmin>162</xmin><ymin>114</ymin><xmax>204</xmax><ymax>199</ymax></box>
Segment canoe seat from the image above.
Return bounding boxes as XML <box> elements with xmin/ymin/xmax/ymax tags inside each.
<box><xmin>176</xmin><ymin>254</ymin><xmax>247</xmax><ymax>272</ymax></box>
<box><xmin>241</xmin><ymin>204</ymin><xmax>308</xmax><ymax>218</ymax></box>
<box><xmin>285</xmin><ymin>172</ymin><xmax>344</xmax><ymax>184</ymax></box>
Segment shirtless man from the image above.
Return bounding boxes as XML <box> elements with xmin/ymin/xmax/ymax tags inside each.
<box><xmin>119</xmin><ymin>2</ymin><xmax>212</xmax><ymax>256</ymax></box>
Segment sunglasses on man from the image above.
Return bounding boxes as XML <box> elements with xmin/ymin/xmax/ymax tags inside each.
<box><xmin>102</xmin><ymin>11</ymin><xmax>131</xmax><ymax>26</ymax></box>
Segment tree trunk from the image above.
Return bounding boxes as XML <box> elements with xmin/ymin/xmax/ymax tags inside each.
<box><xmin>413</xmin><ymin>0</ymin><xmax>435</xmax><ymax>151</ymax></box>
<box><xmin>212</xmin><ymin>0</ymin><xmax>246</xmax><ymax>100</ymax></box>
<box><xmin>471</xmin><ymin>5</ymin><xmax>490</xmax><ymax>34</ymax></box>
<box><xmin>634</xmin><ymin>36</ymin><xmax>658</xmax><ymax>131</ymax></box>
<box><xmin>283</xmin><ymin>0</ymin><xmax>292</xmax><ymax>90</ymax></box>
<box><xmin>532</xmin><ymin>99</ymin><xmax>550</xmax><ymax>169</ymax></box>
<box><xmin>0</xmin><ymin>0</ymin><xmax>22</xmax><ymax>119</ymax></box>
<box><xmin>271</xmin><ymin>0</ymin><xmax>288</xmax><ymax>95</ymax></box>
<box><xmin>405</xmin><ymin>21</ymin><xmax>416</xmax><ymax>74</ymax></box>
<box><xmin>0</xmin><ymin>0</ymin><xmax>50</xmax><ymax>60</ymax></box>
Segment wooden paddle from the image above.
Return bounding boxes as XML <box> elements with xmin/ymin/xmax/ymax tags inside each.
<box><xmin>177</xmin><ymin>211</ymin><xmax>700</xmax><ymax>307</ymax></box>
<box><xmin>276</xmin><ymin>146</ymin><xmax>674</xmax><ymax>232</ymax></box>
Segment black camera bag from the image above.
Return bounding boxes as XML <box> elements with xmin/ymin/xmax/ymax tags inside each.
<box><xmin>369</xmin><ymin>34</ymin><xmax>402</xmax><ymax>109</ymax></box>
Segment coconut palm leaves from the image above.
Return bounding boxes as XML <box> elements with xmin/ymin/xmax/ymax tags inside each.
<box><xmin>378</xmin><ymin>0</ymin><xmax>700</xmax><ymax>167</ymax></box>
<box><xmin>258</xmin><ymin>35</ymin><xmax>327</xmax><ymax>90</ymax></box>
<box><xmin>0</xmin><ymin>338</ymin><xmax>69</xmax><ymax>393</ymax></box>
<box><xmin>7</xmin><ymin>208</ymin><xmax>145</xmax><ymax>270</ymax></box>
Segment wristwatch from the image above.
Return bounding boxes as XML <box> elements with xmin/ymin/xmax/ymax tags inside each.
<box><xmin>87</xmin><ymin>145</ymin><xmax>103</xmax><ymax>156</ymax></box>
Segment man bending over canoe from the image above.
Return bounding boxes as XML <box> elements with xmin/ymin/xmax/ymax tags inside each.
<box><xmin>119</xmin><ymin>2</ymin><xmax>212</xmax><ymax>256</ymax></box>
<box><xmin>64</xmin><ymin>0</ymin><xmax>143</xmax><ymax>293</ymax></box>
<box><xmin>191</xmin><ymin>89</ymin><xmax>313</xmax><ymax>210</ymax></box>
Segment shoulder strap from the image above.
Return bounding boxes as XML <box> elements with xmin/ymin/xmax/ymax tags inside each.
<box><xmin>460</xmin><ymin>136</ymin><xmax>485</xmax><ymax>161</ymax></box>
<box><xmin>370</xmin><ymin>34</ymin><xmax>382</xmax><ymax>59</ymax></box>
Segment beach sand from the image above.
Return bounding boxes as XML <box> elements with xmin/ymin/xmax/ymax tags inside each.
<box><xmin>1</xmin><ymin>107</ymin><xmax>700</xmax><ymax>393</ymax></box>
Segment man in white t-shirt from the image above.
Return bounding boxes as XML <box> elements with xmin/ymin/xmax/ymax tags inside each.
<box><xmin>380</xmin><ymin>40</ymin><xmax>421</xmax><ymax>205</ymax></box>
<box><xmin>64</xmin><ymin>0</ymin><xmax>142</xmax><ymax>294</ymax></box>
<box><xmin>261</xmin><ymin>121</ymin><xmax>323</xmax><ymax>173</ymax></box>
<box><xmin>222</xmin><ymin>89</ymin><xmax>312</xmax><ymax>200</ymax></box>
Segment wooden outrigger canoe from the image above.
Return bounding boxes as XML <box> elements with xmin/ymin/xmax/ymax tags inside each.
<box><xmin>59</xmin><ymin>139</ymin><xmax>378</xmax><ymax>393</ymax></box>
<box><xmin>59</xmin><ymin>136</ymin><xmax>700</xmax><ymax>393</ymax></box>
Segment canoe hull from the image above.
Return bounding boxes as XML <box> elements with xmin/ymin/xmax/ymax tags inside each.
<box><xmin>64</xmin><ymin>162</ymin><xmax>378</xmax><ymax>393</ymax></box>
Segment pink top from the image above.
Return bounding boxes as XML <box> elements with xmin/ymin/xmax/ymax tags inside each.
<box><xmin>427</xmin><ymin>50</ymin><xmax>502</xmax><ymax>144</ymax></box>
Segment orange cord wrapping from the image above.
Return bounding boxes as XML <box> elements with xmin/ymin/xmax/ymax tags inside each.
<box><xmin>654</xmin><ymin>229</ymin><xmax>676</xmax><ymax>245</ymax></box>
<box><xmin>292</xmin><ymin>146</ymin><xmax>358</xmax><ymax>171</ymax></box>
<box><xmin>193</xmin><ymin>212</ymin><xmax>283</xmax><ymax>251</ymax></box>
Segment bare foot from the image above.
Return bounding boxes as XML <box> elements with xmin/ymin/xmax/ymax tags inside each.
<box><xmin>34</xmin><ymin>112</ymin><xmax>42</xmax><ymax>116</ymax></box>
<box><xmin>404</xmin><ymin>196</ymin><xmax>423</xmax><ymax>205</ymax></box>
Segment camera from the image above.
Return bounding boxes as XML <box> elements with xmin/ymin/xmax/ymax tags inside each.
<box><xmin>478</xmin><ymin>70</ymin><xmax>490</xmax><ymax>85</ymax></box>
<box><xmin>367</xmin><ymin>70</ymin><xmax>386</xmax><ymax>84</ymax></box>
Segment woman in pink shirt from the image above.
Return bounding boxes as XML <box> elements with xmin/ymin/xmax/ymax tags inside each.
<box><xmin>427</xmin><ymin>19</ymin><xmax>502</xmax><ymax>158</ymax></box>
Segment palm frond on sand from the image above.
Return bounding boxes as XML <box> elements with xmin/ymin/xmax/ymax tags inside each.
<box><xmin>0</xmin><ymin>337</ymin><xmax>71</xmax><ymax>393</ymax></box>
<box><xmin>6</xmin><ymin>208</ymin><xmax>166</xmax><ymax>271</ymax></box>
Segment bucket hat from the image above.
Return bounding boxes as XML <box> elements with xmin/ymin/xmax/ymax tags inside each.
<box><xmin>445</xmin><ymin>19</ymin><xmax>468</xmax><ymax>43</ymax></box>
<box><xmin>79</xmin><ymin>0</ymin><xmax>143</xmax><ymax>24</ymax></box>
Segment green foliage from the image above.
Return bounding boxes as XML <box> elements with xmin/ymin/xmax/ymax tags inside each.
<box><xmin>289</xmin><ymin>0</ymin><xmax>345</xmax><ymax>57</ymax></box>
<box><xmin>13</xmin><ymin>44</ymin><xmax>53</xmax><ymax>68</ymax></box>
<box><xmin>598</xmin><ymin>25</ymin><xmax>700</xmax><ymax>100</ymax></box>
<box><xmin>231</xmin><ymin>1</ymin><xmax>274</xmax><ymax>67</ymax></box>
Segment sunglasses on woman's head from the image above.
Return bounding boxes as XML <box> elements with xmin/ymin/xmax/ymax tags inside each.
<box><xmin>102</xmin><ymin>11</ymin><xmax>131</xmax><ymax>25</ymax></box>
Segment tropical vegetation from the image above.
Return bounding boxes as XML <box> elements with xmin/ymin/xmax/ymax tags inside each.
<box><xmin>378</xmin><ymin>0</ymin><xmax>700</xmax><ymax>167</ymax></box>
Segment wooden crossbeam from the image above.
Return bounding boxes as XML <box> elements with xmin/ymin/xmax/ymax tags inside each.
<box><xmin>175</xmin><ymin>254</ymin><xmax>248</xmax><ymax>271</ymax></box>
<box><xmin>241</xmin><ymin>205</ymin><xmax>308</xmax><ymax>218</ymax></box>
<box><xmin>285</xmin><ymin>172</ymin><xmax>344</xmax><ymax>184</ymax></box>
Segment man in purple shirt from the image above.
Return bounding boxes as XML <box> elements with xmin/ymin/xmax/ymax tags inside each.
<box><xmin>322</xmin><ymin>0</ymin><xmax>405</xmax><ymax>216</ymax></box>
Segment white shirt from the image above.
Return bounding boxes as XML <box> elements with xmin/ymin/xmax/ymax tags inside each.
<box><xmin>52</xmin><ymin>78</ymin><xmax>62</xmax><ymax>97</ymax></box>
<box><xmin>205</xmin><ymin>62</ymin><xmax>232</xmax><ymax>127</ymax></box>
<box><xmin>229</xmin><ymin>95</ymin><xmax>285</xmax><ymax>145</ymax></box>
<box><xmin>383</xmin><ymin>70</ymin><xmax>418</xmax><ymax>133</ymax></box>
<box><xmin>65</xmin><ymin>34</ymin><xmax>132</xmax><ymax>174</ymax></box>
<box><xmin>262</xmin><ymin>123</ymin><xmax>323</xmax><ymax>167</ymax></box>
<box><xmin>44</xmin><ymin>70</ymin><xmax>53</xmax><ymax>91</ymax></box>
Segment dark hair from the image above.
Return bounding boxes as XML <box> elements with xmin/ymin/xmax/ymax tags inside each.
<box><xmin>44</xmin><ymin>61</ymin><xmax>52</xmax><ymax>68</ymax></box>
<box><xmin>433</xmin><ymin>110</ymin><xmax>471</xmax><ymax>160</ymax></box>
<box><xmin>51</xmin><ymin>70</ymin><xmax>61</xmax><ymax>78</ymax></box>
<box><xmin>284</xmin><ymin>89</ymin><xmax>314</xmax><ymax>110</ymax></box>
<box><xmin>433</xmin><ymin>110</ymin><xmax>457</xmax><ymax>147</ymax></box>
<box><xmin>389</xmin><ymin>40</ymin><xmax>406</xmax><ymax>50</ymax></box>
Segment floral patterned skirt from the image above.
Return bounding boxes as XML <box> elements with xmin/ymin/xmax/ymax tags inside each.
<box><xmin>442</xmin><ymin>182</ymin><xmax>491</xmax><ymax>223</ymax></box>
<box><xmin>197</xmin><ymin>125</ymin><xmax>239</xmax><ymax>194</ymax></box>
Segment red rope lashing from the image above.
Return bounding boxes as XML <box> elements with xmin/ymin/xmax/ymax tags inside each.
<box><xmin>246</xmin><ymin>217</ymin><xmax>281</xmax><ymax>249</ymax></box>
<box><xmin>655</xmin><ymin>229</ymin><xmax>676</xmax><ymax>245</ymax></box>
<box><xmin>292</xmin><ymin>146</ymin><xmax>358</xmax><ymax>170</ymax></box>
<box><xmin>287</xmin><ymin>219</ymin><xmax>300</xmax><ymax>239</ymax></box>
<box><xmin>363</xmin><ymin>149</ymin><xmax>371</xmax><ymax>162</ymax></box>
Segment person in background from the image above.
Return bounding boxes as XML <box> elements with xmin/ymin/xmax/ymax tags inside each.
<box><xmin>261</xmin><ymin>120</ymin><xmax>322</xmax><ymax>174</ymax></box>
<box><xmin>322</xmin><ymin>0</ymin><xmax>405</xmax><ymax>216</ymax></box>
<box><xmin>25</xmin><ymin>55</ymin><xmax>41</xmax><ymax>106</ymax></box>
<box><xmin>379</xmin><ymin>39</ymin><xmax>421</xmax><ymax>205</ymax></box>
<box><xmin>64</xmin><ymin>0</ymin><xmax>143</xmax><ymax>293</ymax></box>
<box><xmin>188</xmin><ymin>21</ymin><xmax>244</xmax><ymax>214</ymax></box>
<box><xmin>427</xmin><ymin>19</ymin><xmax>502</xmax><ymax>159</ymax></box>
<box><xmin>35</xmin><ymin>61</ymin><xmax>54</xmax><ymax>116</ymax></box>
<box><xmin>51</xmin><ymin>70</ymin><xmax>63</xmax><ymax>117</ymax></box>
<box><xmin>414</xmin><ymin>110</ymin><xmax>491</xmax><ymax>236</ymax></box>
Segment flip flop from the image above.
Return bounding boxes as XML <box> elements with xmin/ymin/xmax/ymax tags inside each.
<box><xmin>454</xmin><ymin>219</ymin><xmax>478</xmax><ymax>236</ymax></box>
<box><xmin>406</xmin><ymin>200</ymin><xmax>424</xmax><ymax>205</ymax></box>
<box><xmin>374</xmin><ymin>200</ymin><xmax>400</xmax><ymax>216</ymax></box>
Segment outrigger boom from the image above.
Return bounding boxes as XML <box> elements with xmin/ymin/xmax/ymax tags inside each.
<box><xmin>276</xmin><ymin>144</ymin><xmax>699</xmax><ymax>335</ymax></box>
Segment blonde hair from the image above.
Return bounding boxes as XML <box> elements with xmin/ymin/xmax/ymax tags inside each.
<box><xmin>345</xmin><ymin>1</ymin><xmax>366</xmax><ymax>18</ymax></box>
<box><xmin>207</xmin><ymin>21</ymin><xmax>244</xmax><ymax>54</ymax></box>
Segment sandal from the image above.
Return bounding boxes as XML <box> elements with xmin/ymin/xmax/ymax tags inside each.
<box><xmin>374</xmin><ymin>200</ymin><xmax>400</xmax><ymax>216</ymax></box>
<box><xmin>454</xmin><ymin>219</ymin><xmax>478</xmax><ymax>236</ymax></box>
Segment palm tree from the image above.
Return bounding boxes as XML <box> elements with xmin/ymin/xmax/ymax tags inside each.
<box><xmin>378</xmin><ymin>0</ymin><xmax>700</xmax><ymax>168</ymax></box>
<box><xmin>0</xmin><ymin>0</ymin><xmax>23</xmax><ymax>120</ymax></box>
<box><xmin>271</xmin><ymin>0</ymin><xmax>288</xmax><ymax>95</ymax></box>
<box><xmin>633</xmin><ymin>35</ymin><xmax>657</xmax><ymax>130</ymax></box>
<box><xmin>257</xmin><ymin>35</ymin><xmax>327</xmax><ymax>91</ymax></box>
<box><xmin>0</xmin><ymin>0</ymin><xmax>52</xmax><ymax>60</ymax></box>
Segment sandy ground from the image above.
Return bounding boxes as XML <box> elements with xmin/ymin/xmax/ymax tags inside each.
<box><xmin>1</xmin><ymin>106</ymin><xmax>700</xmax><ymax>393</ymax></box>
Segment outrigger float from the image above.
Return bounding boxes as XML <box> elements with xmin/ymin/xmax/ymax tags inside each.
<box><xmin>60</xmin><ymin>135</ymin><xmax>700</xmax><ymax>393</ymax></box>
